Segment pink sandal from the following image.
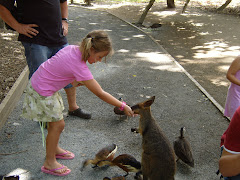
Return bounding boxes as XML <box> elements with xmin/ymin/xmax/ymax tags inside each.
<box><xmin>41</xmin><ymin>165</ymin><xmax>71</xmax><ymax>176</ymax></box>
<box><xmin>56</xmin><ymin>150</ymin><xmax>75</xmax><ymax>160</ymax></box>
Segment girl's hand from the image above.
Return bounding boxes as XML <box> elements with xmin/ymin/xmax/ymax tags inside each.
<box><xmin>124</xmin><ymin>105</ymin><xmax>136</xmax><ymax>117</ymax></box>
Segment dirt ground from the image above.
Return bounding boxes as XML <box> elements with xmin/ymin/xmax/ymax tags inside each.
<box><xmin>0</xmin><ymin>29</ymin><xmax>26</xmax><ymax>103</ymax></box>
<box><xmin>1</xmin><ymin>0</ymin><xmax>240</xmax><ymax>109</ymax></box>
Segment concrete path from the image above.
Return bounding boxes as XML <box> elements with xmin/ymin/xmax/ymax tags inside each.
<box><xmin>0</xmin><ymin>5</ymin><xmax>229</xmax><ymax>180</ymax></box>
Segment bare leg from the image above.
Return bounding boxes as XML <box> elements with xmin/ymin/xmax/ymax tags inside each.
<box><xmin>43</xmin><ymin>119</ymin><xmax>69</xmax><ymax>173</ymax></box>
<box><xmin>64</xmin><ymin>87</ymin><xmax>79</xmax><ymax>111</ymax></box>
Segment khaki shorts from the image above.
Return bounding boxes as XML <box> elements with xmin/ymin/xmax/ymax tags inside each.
<box><xmin>21</xmin><ymin>81</ymin><xmax>64</xmax><ymax>122</ymax></box>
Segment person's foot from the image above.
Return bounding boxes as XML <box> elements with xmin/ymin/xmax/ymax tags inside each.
<box><xmin>56</xmin><ymin>150</ymin><xmax>75</xmax><ymax>160</ymax></box>
<box><xmin>41</xmin><ymin>164</ymin><xmax>71</xmax><ymax>176</ymax></box>
<box><xmin>68</xmin><ymin>108</ymin><xmax>91</xmax><ymax>119</ymax></box>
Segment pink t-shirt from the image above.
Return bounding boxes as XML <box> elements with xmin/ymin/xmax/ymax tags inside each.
<box><xmin>31</xmin><ymin>45</ymin><xmax>93</xmax><ymax>96</ymax></box>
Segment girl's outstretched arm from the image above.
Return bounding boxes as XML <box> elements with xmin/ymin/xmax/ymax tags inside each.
<box><xmin>227</xmin><ymin>56</ymin><xmax>240</xmax><ymax>86</ymax></box>
<box><xmin>82</xmin><ymin>79</ymin><xmax>134</xmax><ymax>116</ymax></box>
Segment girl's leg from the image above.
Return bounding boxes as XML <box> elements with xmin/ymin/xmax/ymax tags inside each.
<box><xmin>43</xmin><ymin>119</ymin><xmax>69</xmax><ymax>173</ymax></box>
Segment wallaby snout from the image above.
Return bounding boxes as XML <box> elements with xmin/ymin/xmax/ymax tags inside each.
<box><xmin>131</xmin><ymin>96</ymin><xmax>155</xmax><ymax>114</ymax></box>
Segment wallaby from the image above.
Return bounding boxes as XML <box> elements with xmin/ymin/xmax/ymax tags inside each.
<box><xmin>131</xmin><ymin>96</ymin><xmax>176</xmax><ymax>180</ymax></box>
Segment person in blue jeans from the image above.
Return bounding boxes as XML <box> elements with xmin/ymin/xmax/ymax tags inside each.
<box><xmin>0</xmin><ymin>0</ymin><xmax>91</xmax><ymax>120</ymax></box>
<box><xmin>219</xmin><ymin>106</ymin><xmax>240</xmax><ymax>179</ymax></box>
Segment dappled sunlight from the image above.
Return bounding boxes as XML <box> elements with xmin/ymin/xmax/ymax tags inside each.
<box><xmin>192</xmin><ymin>41</ymin><xmax>240</xmax><ymax>59</ymax></box>
<box><xmin>136</xmin><ymin>52</ymin><xmax>170</xmax><ymax>63</ymax></box>
<box><xmin>199</xmin><ymin>31</ymin><xmax>210</xmax><ymax>35</ymax></box>
<box><xmin>89</xmin><ymin>22</ymin><xmax>99</xmax><ymax>25</ymax></box>
<box><xmin>132</xmin><ymin>34</ymin><xmax>145</xmax><ymax>38</ymax></box>
<box><xmin>117</xmin><ymin>49</ymin><xmax>129</xmax><ymax>53</ymax></box>
<box><xmin>78</xmin><ymin>27</ymin><xmax>87</xmax><ymax>30</ymax></box>
<box><xmin>122</xmin><ymin>37</ymin><xmax>131</xmax><ymax>40</ymax></box>
<box><xmin>0</xmin><ymin>32</ymin><xmax>17</xmax><ymax>41</ymax></box>
<box><xmin>191</xmin><ymin>22</ymin><xmax>204</xmax><ymax>27</ymax></box>
<box><xmin>152</xmin><ymin>10</ymin><xmax>177</xmax><ymax>18</ymax></box>
<box><xmin>136</xmin><ymin>52</ymin><xmax>182</xmax><ymax>72</ymax></box>
<box><xmin>151</xmin><ymin>64</ymin><xmax>181</xmax><ymax>72</ymax></box>
<box><xmin>211</xmin><ymin>76</ymin><xmax>229</xmax><ymax>87</ymax></box>
<box><xmin>218</xmin><ymin>65</ymin><xmax>229</xmax><ymax>72</ymax></box>
<box><xmin>77</xmin><ymin>1</ymin><xmax>139</xmax><ymax>10</ymax></box>
<box><xmin>182</xmin><ymin>12</ymin><xmax>210</xmax><ymax>17</ymax></box>
<box><xmin>102</xmin><ymin>29</ymin><xmax>112</xmax><ymax>32</ymax></box>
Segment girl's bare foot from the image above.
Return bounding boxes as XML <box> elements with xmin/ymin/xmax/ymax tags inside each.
<box><xmin>43</xmin><ymin>161</ymin><xmax>69</xmax><ymax>175</ymax></box>
<box><xmin>55</xmin><ymin>147</ymin><xmax>75</xmax><ymax>159</ymax></box>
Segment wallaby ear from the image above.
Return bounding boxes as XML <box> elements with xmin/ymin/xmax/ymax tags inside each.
<box><xmin>131</xmin><ymin>104</ymin><xmax>140</xmax><ymax>111</ymax></box>
<box><xmin>144</xmin><ymin>96</ymin><xmax>155</xmax><ymax>108</ymax></box>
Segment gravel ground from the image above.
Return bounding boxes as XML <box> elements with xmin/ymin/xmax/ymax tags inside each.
<box><xmin>0</xmin><ymin>5</ymin><xmax>230</xmax><ymax>180</ymax></box>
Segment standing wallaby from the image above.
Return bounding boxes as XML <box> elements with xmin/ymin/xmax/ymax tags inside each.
<box><xmin>131</xmin><ymin>96</ymin><xmax>176</xmax><ymax>180</ymax></box>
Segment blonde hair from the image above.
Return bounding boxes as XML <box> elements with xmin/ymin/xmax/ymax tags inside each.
<box><xmin>80</xmin><ymin>30</ymin><xmax>114</xmax><ymax>62</ymax></box>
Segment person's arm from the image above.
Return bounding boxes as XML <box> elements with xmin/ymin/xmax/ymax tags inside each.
<box><xmin>0</xmin><ymin>4</ymin><xmax>39</xmax><ymax>38</ymax></box>
<box><xmin>219</xmin><ymin>148</ymin><xmax>240</xmax><ymax>177</ymax></box>
<box><xmin>60</xmin><ymin>0</ymin><xmax>68</xmax><ymax>36</ymax></box>
<box><xmin>82</xmin><ymin>79</ymin><xmax>134</xmax><ymax>116</ymax></box>
<box><xmin>226</xmin><ymin>56</ymin><xmax>240</xmax><ymax>86</ymax></box>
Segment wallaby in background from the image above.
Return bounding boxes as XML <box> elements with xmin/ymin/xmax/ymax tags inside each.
<box><xmin>131</xmin><ymin>96</ymin><xmax>176</xmax><ymax>180</ymax></box>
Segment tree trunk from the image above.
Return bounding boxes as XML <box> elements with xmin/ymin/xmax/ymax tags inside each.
<box><xmin>70</xmin><ymin>0</ymin><xmax>74</xmax><ymax>4</ymax></box>
<box><xmin>217</xmin><ymin>0</ymin><xmax>232</xmax><ymax>11</ymax></box>
<box><xmin>0</xmin><ymin>18</ymin><xmax>5</xmax><ymax>28</ymax></box>
<box><xmin>85</xmin><ymin>0</ymin><xmax>91</xmax><ymax>6</ymax></box>
<box><xmin>137</xmin><ymin>0</ymin><xmax>155</xmax><ymax>25</ymax></box>
<box><xmin>167</xmin><ymin>0</ymin><xmax>175</xmax><ymax>8</ymax></box>
<box><xmin>182</xmin><ymin>0</ymin><xmax>190</xmax><ymax>13</ymax></box>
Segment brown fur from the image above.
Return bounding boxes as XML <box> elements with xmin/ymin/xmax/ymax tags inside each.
<box><xmin>81</xmin><ymin>144</ymin><xmax>117</xmax><ymax>170</ymax></box>
<box><xmin>131</xmin><ymin>96</ymin><xmax>176</xmax><ymax>180</ymax></box>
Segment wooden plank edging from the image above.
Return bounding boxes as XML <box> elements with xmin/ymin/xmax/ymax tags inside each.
<box><xmin>0</xmin><ymin>66</ymin><xmax>29</xmax><ymax>130</ymax></box>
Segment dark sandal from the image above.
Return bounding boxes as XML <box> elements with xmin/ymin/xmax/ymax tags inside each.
<box><xmin>68</xmin><ymin>108</ymin><xmax>91</xmax><ymax>119</ymax></box>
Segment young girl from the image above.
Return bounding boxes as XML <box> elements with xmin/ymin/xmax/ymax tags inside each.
<box><xmin>21</xmin><ymin>30</ymin><xmax>134</xmax><ymax>176</ymax></box>
<box><xmin>224</xmin><ymin>55</ymin><xmax>240</xmax><ymax>119</ymax></box>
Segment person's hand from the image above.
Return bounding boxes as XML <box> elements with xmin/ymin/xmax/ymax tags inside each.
<box><xmin>62</xmin><ymin>21</ymin><xmax>68</xmax><ymax>36</ymax></box>
<box><xmin>124</xmin><ymin>105</ymin><xmax>136</xmax><ymax>117</ymax></box>
<box><xmin>15</xmin><ymin>23</ymin><xmax>39</xmax><ymax>38</ymax></box>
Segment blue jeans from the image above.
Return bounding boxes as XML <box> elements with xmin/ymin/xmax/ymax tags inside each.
<box><xmin>21</xmin><ymin>42</ymin><xmax>72</xmax><ymax>89</ymax></box>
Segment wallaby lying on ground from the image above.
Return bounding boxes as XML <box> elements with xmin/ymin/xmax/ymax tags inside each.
<box><xmin>131</xmin><ymin>96</ymin><xmax>176</xmax><ymax>180</ymax></box>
